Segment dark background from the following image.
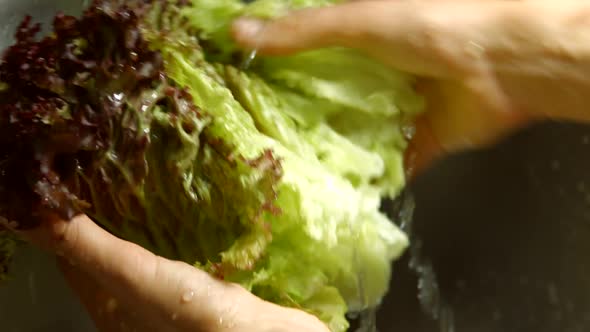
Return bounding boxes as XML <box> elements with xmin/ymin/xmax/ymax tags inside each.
<box><xmin>376</xmin><ymin>121</ymin><xmax>590</xmax><ymax>332</ymax></box>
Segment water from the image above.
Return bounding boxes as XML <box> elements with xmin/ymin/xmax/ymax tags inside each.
<box><xmin>181</xmin><ymin>289</ymin><xmax>195</xmax><ymax>303</ymax></box>
<box><xmin>351</xmin><ymin>191</ymin><xmax>439</xmax><ymax>332</ymax></box>
<box><xmin>241</xmin><ymin>49</ymin><xmax>259</xmax><ymax>70</ymax></box>
<box><xmin>351</xmin><ymin>308</ymin><xmax>378</xmax><ymax>332</ymax></box>
<box><xmin>390</xmin><ymin>190</ymin><xmax>457</xmax><ymax>332</ymax></box>
<box><xmin>402</xmin><ymin>125</ymin><xmax>416</xmax><ymax>141</ymax></box>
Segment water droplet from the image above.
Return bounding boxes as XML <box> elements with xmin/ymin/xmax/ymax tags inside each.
<box><xmin>218</xmin><ymin>316</ymin><xmax>224</xmax><ymax>326</ymax></box>
<box><xmin>108</xmin><ymin>92</ymin><xmax>125</xmax><ymax>107</ymax></box>
<box><xmin>551</xmin><ymin>160</ymin><xmax>561</xmax><ymax>170</ymax></box>
<box><xmin>402</xmin><ymin>125</ymin><xmax>416</xmax><ymax>140</ymax></box>
<box><xmin>582</xmin><ymin>135</ymin><xmax>590</xmax><ymax>145</ymax></box>
<box><xmin>171</xmin><ymin>313</ymin><xmax>178</xmax><ymax>321</ymax></box>
<box><xmin>241</xmin><ymin>49</ymin><xmax>258</xmax><ymax>70</ymax></box>
<box><xmin>181</xmin><ymin>290</ymin><xmax>195</xmax><ymax>303</ymax></box>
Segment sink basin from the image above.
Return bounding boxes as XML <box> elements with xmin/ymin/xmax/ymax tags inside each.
<box><xmin>1</xmin><ymin>1</ymin><xmax>590</xmax><ymax>331</ymax></box>
<box><xmin>378</xmin><ymin>121</ymin><xmax>590</xmax><ymax>332</ymax></box>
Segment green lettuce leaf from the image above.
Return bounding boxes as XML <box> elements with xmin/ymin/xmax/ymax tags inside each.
<box><xmin>155</xmin><ymin>0</ymin><xmax>424</xmax><ymax>329</ymax></box>
<box><xmin>0</xmin><ymin>1</ymin><xmax>424</xmax><ymax>331</ymax></box>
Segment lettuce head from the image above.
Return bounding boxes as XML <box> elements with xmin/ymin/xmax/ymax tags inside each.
<box><xmin>0</xmin><ymin>0</ymin><xmax>424</xmax><ymax>330</ymax></box>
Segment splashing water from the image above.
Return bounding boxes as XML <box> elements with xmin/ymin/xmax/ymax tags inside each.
<box><xmin>350</xmin><ymin>308</ymin><xmax>378</xmax><ymax>332</ymax></box>
<box><xmin>391</xmin><ymin>190</ymin><xmax>457</xmax><ymax>332</ymax></box>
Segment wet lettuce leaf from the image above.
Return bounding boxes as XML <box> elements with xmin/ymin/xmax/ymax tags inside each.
<box><xmin>0</xmin><ymin>0</ymin><xmax>424</xmax><ymax>330</ymax></box>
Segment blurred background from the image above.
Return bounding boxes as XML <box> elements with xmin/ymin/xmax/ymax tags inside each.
<box><xmin>377</xmin><ymin>122</ymin><xmax>590</xmax><ymax>332</ymax></box>
<box><xmin>1</xmin><ymin>1</ymin><xmax>590</xmax><ymax>331</ymax></box>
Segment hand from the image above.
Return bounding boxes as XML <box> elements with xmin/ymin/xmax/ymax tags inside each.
<box><xmin>20</xmin><ymin>215</ymin><xmax>329</xmax><ymax>332</ymax></box>
<box><xmin>232</xmin><ymin>0</ymin><xmax>590</xmax><ymax>176</ymax></box>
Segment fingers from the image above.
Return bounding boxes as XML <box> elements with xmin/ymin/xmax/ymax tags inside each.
<box><xmin>23</xmin><ymin>215</ymin><xmax>258</xmax><ymax>330</ymax></box>
<box><xmin>55</xmin><ymin>227</ymin><xmax>329</xmax><ymax>332</ymax></box>
<box><xmin>232</xmin><ymin>5</ymin><xmax>356</xmax><ymax>55</ymax></box>
<box><xmin>38</xmin><ymin>216</ymin><xmax>329</xmax><ymax>332</ymax></box>
<box><xmin>232</xmin><ymin>1</ymin><xmax>512</xmax><ymax>78</ymax></box>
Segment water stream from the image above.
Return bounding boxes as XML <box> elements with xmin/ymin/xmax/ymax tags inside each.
<box><xmin>388</xmin><ymin>190</ymin><xmax>456</xmax><ymax>332</ymax></box>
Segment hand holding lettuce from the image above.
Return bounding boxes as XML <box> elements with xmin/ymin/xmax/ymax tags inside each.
<box><xmin>24</xmin><ymin>214</ymin><xmax>333</xmax><ymax>332</ymax></box>
<box><xmin>0</xmin><ymin>0</ymin><xmax>425</xmax><ymax>331</ymax></box>
<box><xmin>232</xmin><ymin>0</ymin><xmax>549</xmax><ymax>175</ymax></box>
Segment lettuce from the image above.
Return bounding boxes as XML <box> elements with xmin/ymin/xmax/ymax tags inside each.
<box><xmin>0</xmin><ymin>0</ymin><xmax>424</xmax><ymax>330</ymax></box>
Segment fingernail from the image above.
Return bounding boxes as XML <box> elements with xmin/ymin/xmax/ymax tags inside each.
<box><xmin>234</xmin><ymin>18</ymin><xmax>266</xmax><ymax>41</ymax></box>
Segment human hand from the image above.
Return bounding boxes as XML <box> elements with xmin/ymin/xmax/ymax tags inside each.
<box><xmin>232</xmin><ymin>0</ymin><xmax>590</xmax><ymax>176</ymax></box>
<box><xmin>20</xmin><ymin>215</ymin><xmax>329</xmax><ymax>332</ymax></box>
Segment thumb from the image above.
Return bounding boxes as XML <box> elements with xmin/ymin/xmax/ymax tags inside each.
<box><xmin>20</xmin><ymin>215</ymin><xmax>255</xmax><ymax>329</ymax></box>
<box><xmin>22</xmin><ymin>215</ymin><xmax>331</xmax><ymax>332</ymax></box>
